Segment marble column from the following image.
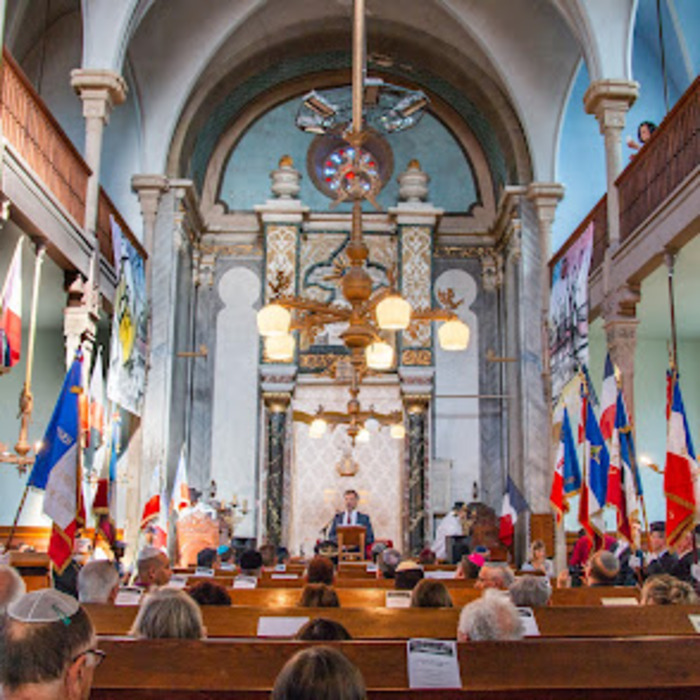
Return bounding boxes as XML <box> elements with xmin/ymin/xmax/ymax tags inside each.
<box><xmin>603</xmin><ymin>283</ymin><xmax>640</xmax><ymax>421</ymax></box>
<box><xmin>259</xmin><ymin>367</ymin><xmax>296</xmax><ymax>546</ymax></box>
<box><xmin>400</xmin><ymin>368</ymin><xmax>433</xmax><ymax>554</ymax></box>
<box><xmin>583</xmin><ymin>80</ymin><xmax>639</xmax><ymax>248</ymax></box>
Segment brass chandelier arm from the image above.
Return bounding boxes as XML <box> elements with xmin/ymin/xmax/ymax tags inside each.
<box><xmin>410</xmin><ymin>308</ymin><xmax>458</xmax><ymax>323</ymax></box>
<box><xmin>275</xmin><ymin>297</ymin><xmax>351</xmax><ymax>320</ymax></box>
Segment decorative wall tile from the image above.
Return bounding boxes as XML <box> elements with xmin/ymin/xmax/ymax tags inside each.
<box><xmin>400</xmin><ymin>226</ymin><xmax>432</xmax><ymax>350</ymax></box>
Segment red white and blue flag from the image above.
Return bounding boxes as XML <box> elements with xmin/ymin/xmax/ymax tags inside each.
<box><xmin>664</xmin><ymin>373</ymin><xmax>698</xmax><ymax>548</ymax></box>
<box><xmin>551</xmin><ymin>408</ymin><xmax>582</xmax><ymax>523</ymax></box>
<box><xmin>141</xmin><ymin>463</ymin><xmax>167</xmax><ymax>549</ymax></box>
<box><xmin>579</xmin><ymin>399</ymin><xmax>610</xmax><ymax>549</ymax></box>
<box><xmin>28</xmin><ymin>352</ymin><xmax>85</xmax><ymax>572</ymax></box>
<box><xmin>0</xmin><ymin>238</ymin><xmax>22</xmax><ymax>369</ymax></box>
<box><xmin>599</xmin><ymin>354</ymin><xmax>617</xmax><ymax>442</ymax></box>
<box><xmin>92</xmin><ymin>412</ymin><xmax>120</xmax><ymax>546</ymax></box>
<box><xmin>170</xmin><ymin>444</ymin><xmax>191</xmax><ymax>514</ymax></box>
<box><xmin>499</xmin><ymin>475</ymin><xmax>529</xmax><ymax>547</ymax></box>
<box><xmin>607</xmin><ymin>389</ymin><xmax>639</xmax><ymax>542</ymax></box>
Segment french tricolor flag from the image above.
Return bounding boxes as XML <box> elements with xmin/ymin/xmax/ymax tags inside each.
<box><xmin>599</xmin><ymin>354</ymin><xmax>617</xmax><ymax>442</ymax></box>
<box><xmin>1</xmin><ymin>238</ymin><xmax>22</xmax><ymax>369</ymax></box>
<box><xmin>499</xmin><ymin>476</ymin><xmax>529</xmax><ymax>547</ymax></box>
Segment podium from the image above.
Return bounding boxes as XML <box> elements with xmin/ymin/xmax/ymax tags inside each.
<box><xmin>336</xmin><ymin>525</ymin><xmax>366</xmax><ymax>562</ymax></box>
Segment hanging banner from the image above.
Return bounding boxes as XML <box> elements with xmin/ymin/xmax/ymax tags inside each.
<box><xmin>549</xmin><ymin>222</ymin><xmax>593</xmax><ymax>407</ymax></box>
<box><xmin>107</xmin><ymin>216</ymin><xmax>148</xmax><ymax>416</ymax></box>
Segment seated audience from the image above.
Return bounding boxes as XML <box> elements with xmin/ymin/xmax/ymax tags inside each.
<box><xmin>457</xmin><ymin>588</ymin><xmax>524</xmax><ymax>641</ymax></box>
<box><xmin>218</xmin><ymin>545</ymin><xmax>234</xmax><ymax>567</ymax></box>
<box><xmin>418</xmin><ymin>547</ymin><xmax>436</xmax><ymax>566</ymax></box>
<box><xmin>0</xmin><ymin>564</ymin><xmax>26</xmax><ymax>614</ymax></box>
<box><xmin>277</xmin><ymin>546</ymin><xmax>290</xmax><ymax>565</ymax></box>
<box><xmin>196</xmin><ymin>547</ymin><xmax>219</xmax><ymax>569</ymax></box>
<box><xmin>295</xmin><ymin>618</ymin><xmax>352</xmax><ymax>641</ymax></box>
<box><xmin>188</xmin><ymin>580</ymin><xmax>232</xmax><ymax>606</ymax></box>
<box><xmin>78</xmin><ymin>560</ymin><xmax>120</xmax><ymax>604</ymax></box>
<box><xmin>271</xmin><ymin>646</ymin><xmax>367</xmax><ymax>700</ymax></box>
<box><xmin>0</xmin><ymin>588</ymin><xmax>101</xmax><ymax>700</ymax></box>
<box><xmin>475</xmin><ymin>563</ymin><xmax>515</xmax><ymax>591</ymax></box>
<box><xmin>641</xmin><ymin>574</ymin><xmax>699</xmax><ymax>605</ymax></box>
<box><xmin>411</xmin><ymin>579</ymin><xmax>453</xmax><ymax>608</ymax></box>
<box><xmin>394</xmin><ymin>560</ymin><xmax>424</xmax><ymax>591</ymax></box>
<box><xmin>260</xmin><ymin>543</ymin><xmax>278</xmax><ymax>568</ymax></box>
<box><xmin>521</xmin><ymin>539</ymin><xmax>554</xmax><ymax>577</ymax></box>
<box><xmin>135</xmin><ymin>545</ymin><xmax>172</xmax><ymax>591</ymax></box>
<box><xmin>377</xmin><ymin>548</ymin><xmax>401</xmax><ymax>579</ymax></box>
<box><xmin>509</xmin><ymin>574</ymin><xmax>551</xmax><ymax>607</ymax></box>
<box><xmin>672</xmin><ymin>528</ymin><xmax>699</xmax><ymax>584</ymax></box>
<box><xmin>455</xmin><ymin>552</ymin><xmax>484</xmax><ymax>580</ymax></box>
<box><xmin>235</xmin><ymin>549</ymin><xmax>263</xmax><ymax>585</ymax></box>
<box><xmin>307</xmin><ymin>555</ymin><xmax>335</xmax><ymax>585</ymax></box>
<box><xmin>298</xmin><ymin>583</ymin><xmax>340</xmax><ymax>608</ymax></box>
<box><xmin>131</xmin><ymin>588</ymin><xmax>205</xmax><ymax>639</ymax></box>
<box><xmin>585</xmin><ymin>551</ymin><xmax>620</xmax><ymax>586</ymax></box>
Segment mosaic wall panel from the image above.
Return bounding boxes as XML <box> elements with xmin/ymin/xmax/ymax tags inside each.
<box><xmin>400</xmin><ymin>226</ymin><xmax>433</xmax><ymax>357</ymax></box>
<box><xmin>265</xmin><ymin>225</ymin><xmax>298</xmax><ymax>300</ymax></box>
<box><xmin>289</xmin><ymin>383</ymin><xmax>403</xmax><ymax>555</ymax></box>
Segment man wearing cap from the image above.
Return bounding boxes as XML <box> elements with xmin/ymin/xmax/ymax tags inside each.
<box><xmin>134</xmin><ymin>546</ymin><xmax>172</xmax><ymax>591</ymax></box>
<box><xmin>394</xmin><ymin>561</ymin><xmax>425</xmax><ymax>591</ymax></box>
<box><xmin>644</xmin><ymin>521</ymin><xmax>678</xmax><ymax>578</ymax></box>
<box><xmin>0</xmin><ymin>588</ymin><xmax>103</xmax><ymax>700</ymax></box>
<box><xmin>328</xmin><ymin>489</ymin><xmax>375</xmax><ymax>546</ymax></box>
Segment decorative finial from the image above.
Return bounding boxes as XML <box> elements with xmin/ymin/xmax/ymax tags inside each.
<box><xmin>407</xmin><ymin>159</ymin><xmax>422</xmax><ymax>170</ymax></box>
<box><xmin>278</xmin><ymin>154</ymin><xmax>294</xmax><ymax>168</ymax></box>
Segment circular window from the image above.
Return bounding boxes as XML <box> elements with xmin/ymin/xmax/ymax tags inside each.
<box><xmin>307</xmin><ymin>130</ymin><xmax>394</xmax><ymax>201</ymax></box>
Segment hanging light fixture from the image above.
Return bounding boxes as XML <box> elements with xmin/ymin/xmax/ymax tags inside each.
<box><xmin>376</xmin><ymin>294</ymin><xmax>411</xmax><ymax>330</ymax></box>
<box><xmin>356</xmin><ymin>427</ymin><xmax>370</xmax><ymax>443</ymax></box>
<box><xmin>257</xmin><ymin>303</ymin><xmax>291</xmax><ymax>337</ymax></box>
<box><xmin>390</xmin><ymin>423</ymin><xmax>405</xmax><ymax>440</ymax></box>
<box><xmin>264</xmin><ymin>333</ymin><xmax>295</xmax><ymax>361</ymax></box>
<box><xmin>438</xmin><ymin>319</ymin><xmax>470</xmax><ymax>351</ymax></box>
<box><xmin>365</xmin><ymin>340</ymin><xmax>394</xmax><ymax>370</ymax></box>
<box><xmin>309</xmin><ymin>417</ymin><xmax>328</xmax><ymax>439</ymax></box>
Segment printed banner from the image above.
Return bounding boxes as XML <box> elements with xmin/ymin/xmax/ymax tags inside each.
<box><xmin>549</xmin><ymin>222</ymin><xmax>593</xmax><ymax>406</ymax></box>
<box><xmin>107</xmin><ymin>216</ymin><xmax>147</xmax><ymax>416</ymax></box>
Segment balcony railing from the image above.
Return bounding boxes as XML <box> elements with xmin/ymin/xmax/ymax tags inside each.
<box><xmin>617</xmin><ymin>75</ymin><xmax>699</xmax><ymax>243</ymax></box>
<box><xmin>97</xmin><ymin>187</ymin><xmax>146</xmax><ymax>266</ymax></box>
<box><xmin>0</xmin><ymin>50</ymin><xmax>91</xmax><ymax>229</ymax></box>
<box><xmin>550</xmin><ymin>75</ymin><xmax>699</xmax><ymax>275</ymax></box>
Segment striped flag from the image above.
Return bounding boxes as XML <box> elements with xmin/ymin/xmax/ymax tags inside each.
<box><xmin>88</xmin><ymin>348</ymin><xmax>106</xmax><ymax>446</ymax></box>
<box><xmin>550</xmin><ymin>408</ymin><xmax>581</xmax><ymax>523</ymax></box>
<box><xmin>664</xmin><ymin>373</ymin><xmax>697</xmax><ymax>548</ymax></box>
<box><xmin>0</xmin><ymin>238</ymin><xmax>22</xmax><ymax>369</ymax></box>
<box><xmin>141</xmin><ymin>463</ymin><xmax>167</xmax><ymax>549</ymax></box>
<box><xmin>28</xmin><ymin>352</ymin><xmax>85</xmax><ymax>572</ymax></box>
<box><xmin>579</xmin><ymin>400</ymin><xmax>610</xmax><ymax>549</ymax></box>
<box><xmin>599</xmin><ymin>354</ymin><xmax>616</xmax><ymax>442</ymax></box>
<box><xmin>92</xmin><ymin>412</ymin><xmax>119</xmax><ymax>546</ymax></box>
<box><xmin>170</xmin><ymin>444</ymin><xmax>191</xmax><ymax>514</ymax></box>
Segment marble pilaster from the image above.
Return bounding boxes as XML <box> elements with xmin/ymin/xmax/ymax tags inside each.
<box><xmin>583</xmin><ymin>80</ymin><xmax>639</xmax><ymax>247</ymax></box>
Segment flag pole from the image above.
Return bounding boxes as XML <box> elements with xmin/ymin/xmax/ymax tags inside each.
<box><xmin>665</xmin><ymin>250</ymin><xmax>678</xmax><ymax>373</ymax></box>
<box><xmin>5</xmin><ymin>483</ymin><xmax>30</xmax><ymax>551</ymax></box>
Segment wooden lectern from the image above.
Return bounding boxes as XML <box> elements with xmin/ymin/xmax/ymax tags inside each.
<box><xmin>336</xmin><ymin>525</ymin><xmax>366</xmax><ymax>561</ymax></box>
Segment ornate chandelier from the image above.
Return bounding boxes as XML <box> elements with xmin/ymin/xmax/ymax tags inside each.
<box><xmin>256</xmin><ymin>0</ymin><xmax>470</xmax><ymax>443</ymax></box>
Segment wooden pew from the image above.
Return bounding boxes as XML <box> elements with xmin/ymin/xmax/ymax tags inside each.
<box><xmin>92</xmin><ymin>637</ymin><xmax>700</xmax><ymax>698</ymax></box>
<box><xmin>85</xmin><ymin>602</ymin><xmax>700</xmax><ymax>640</ymax></box>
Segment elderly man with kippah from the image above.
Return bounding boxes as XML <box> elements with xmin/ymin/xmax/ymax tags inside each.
<box><xmin>134</xmin><ymin>545</ymin><xmax>173</xmax><ymax>591</ymax></box>
<box><xmin>0</xmin><ymin>588</ymin><xmax>104</xmax><ymax>700</ymax></box>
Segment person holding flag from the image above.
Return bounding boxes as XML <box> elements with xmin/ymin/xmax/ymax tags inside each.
<box><xmin>27</xmin><ymin>351</ymin><xmax>85</xmax><ymax>573</ymax></box>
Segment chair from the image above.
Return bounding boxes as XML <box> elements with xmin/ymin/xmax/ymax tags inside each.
<box><xmin>336</xmin><ymin>525</ymin><xmax>366</xmax><ymax>561</ymax></box>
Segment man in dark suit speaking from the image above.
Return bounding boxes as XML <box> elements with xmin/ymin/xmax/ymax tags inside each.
<box><xmin>328</xmin><ymin>489</ymin><xmax>374</xmax><ymax>545</ymax></box>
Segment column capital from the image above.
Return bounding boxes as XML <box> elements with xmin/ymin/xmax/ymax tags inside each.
<box><xmin>399</xmin><ymin>367</ymin><xmax>434</xmax><ymax>405</ymax></box>
<box><xmin>254</xmin><ymin>199</ymin><xmax>309</xmax><ymax>224</ymax></box>
<box><xmin>583</xmin><ymin>80</ymin><xmax>639</xmax><ymax>131</ymax></box>
<box><xmin>526</xmin><ymin>182</ymin><xmax>565</xmax><ymax>222</ymax></box>
<box><xmin>260</xmin><ymin>365</ymin><xmax>298</xmax><ymax>395</ymax></box>
<box><xmin>71</xmin><ymin>69</ymin><xmax>127</xmax><ymax>122</ymax></box>
<box><xmin>602</xmin><ymin>283</ymin><xmax>641</xmax><ymax>323</ymax></box>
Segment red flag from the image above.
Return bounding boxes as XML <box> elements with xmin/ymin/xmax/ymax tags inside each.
<box><xmin>0</xmin><ymin>238</ymin><xmax>22</xmax><ymax>368</ymax></box>
<box><xmin>599</xmin><ymin>354</ymin><xmax>616</xmax><ymax>442</ymax></box>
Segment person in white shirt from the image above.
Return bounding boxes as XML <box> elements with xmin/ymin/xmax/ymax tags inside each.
<box><xmin>431</xmin><ymin>502</ymin><xmax>467</xmax><ymax>561</ymax></box>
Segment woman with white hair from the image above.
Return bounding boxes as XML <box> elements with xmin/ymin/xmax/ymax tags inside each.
<box><xmin>0</xmin><ymin>565</ymin><xmax>26</xmax><ymax>614</ymax></box>
<box><xmin>457</xmin><ymin>589</ymin><xmax>524</xmax><ymax>641</ymax></box>
<box><xmin>130</xmin><ymin>588</ymin><xmax>205</xmax><ymax>639</ymax></box>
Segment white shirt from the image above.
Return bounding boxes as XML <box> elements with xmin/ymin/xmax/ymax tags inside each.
<box><xmin>432</xmin><ymin>511</ymin><xmax>463</xmax><ymax>560</ymax></box>
<box><xmin>343</xmin><ymin>510</ymin><xmax>358</xmax><ymax>526</ymax></box>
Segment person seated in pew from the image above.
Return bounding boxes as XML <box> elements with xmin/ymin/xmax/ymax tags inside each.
<box><xmin>188</xmin><ymin>580</ymin><xmax>232</xmax><ymax>606</ymax></box>
<box><xmin>259</xmin><ymin>543</ymin><xmax>278</xmax><ymax>569</ymax></box>
<box><xmin>521</xmin><ymin>539</ymin><xmax>554</xmax><ymax>578</ymax></box>
<box><xmin>475</xmin><ymin>562</ymin><xmax>515</xmax><ymax>591</ymax></box>
<box><xmin>394</xmin><ymin>561</ymin><xmax>424</xmax><ymax>591</ymax></box>
<box><xmin>235</xmin><ymin>549</ymin><xmax>263</xmax><ymax>585</ymax></box>
<box><xmin>78</xmin><ymin>560</ymin><xmax>120</xmax><ymax>605</ymax></box>
<box><xmin>196</xmin><ymin>547</ymin><xmax>219</xmax><ymax>570</ymax></box>
<box><xmin>298</xmin><ymin>583</ymin><xmax>340</xmax><ymax>608</ymax></box>
<box><xmin>131</xmin><ymin>588</ymin><xmax>205</xmax><ymax>639</ymax></box>
<box><xmin>0</xmin><ymin>564</ymin><xmax>25</xmax><ymax>614</ymax></box>
<box><xmin>307</xmin><ymin>555</ymin><xmax>335</xmax><ymax>585</ymax></box>
<box><xmin>457</xmin><ymin>588</ymin><xmax>524</xmax><ymax>641</ymax></box>
<box><xmin>0</xmin><ymin>589</ymin><xmax>102</xmax><ymax>700</ymax></box>
<box><xmin>295</xmin><ymin>618</ymin><xmax>352</xmax><ymax>641</ymax></box>
<box><xmin>509</xmin><ymin>574</ymin><xmax>551</xmax><ymax>607</ymax></box>
<box><xmin>377</xmin><ymin>548</ymin><xmax>401</xmax><ymax>579</ymax></box>
<box><xmin>584</xmin><ymin>550</ymin><xmax>620</xmax><ymax>587</ymax></box>
<box><xmin>134</xmin><ymin>545</ymin><xmax>172</xmax><ymax>591</ymax></box>
<box><xmin>672</xmin><ymin>527</ymin><xmax>700</xmax><ymax>586</ymax></box>
<box><xmin>455</xmin><ymin>552</ymin><xmax>484</xmax><ymax>580</ymax></box>
<box><xmin>640</xmin><ymin>574</ymin><xmax>698</xmax><ymax>605</ymax></box>
<box><xmin>271</xmin><ymin>646</ymin><xmax>367</xmax><ymax>700</ymax></box>
<box><xmin>418</xmin><ymin>547</ymin><xmax>436</xmax><ymax>566</ymax></box>
<box><xmin>410</xmin><ymin>579</ymin><xmax>453</xmax><ymax>608</ymax></box>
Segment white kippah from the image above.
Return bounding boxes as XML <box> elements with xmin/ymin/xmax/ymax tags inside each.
<box><xmin>137</xmin><ymin>545</ymin><xmax>165</xmax><ymax>562</ymax></box>
<box><xmin>7</xmin><ymin>588</ymin><xmax>79</xmax><ymax>623</ymax></box>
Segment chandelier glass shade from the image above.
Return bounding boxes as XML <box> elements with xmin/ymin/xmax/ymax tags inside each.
<box><xmin>438</xmin><ymin>318</ymin><xmax>471</xmax><ymax>351</ymax></box>
<box><xmin>264</xmin><ymin>333</ymin><xmax>295</xmax><ymax>361</ymax></box>
<box><xmin>365</xmin><ymin>340</ymin><xmax>394</xmax><ymax>370</ymax></box>
<box><xmin>376</xmin><ymin>294</ymin><xmax>411</xmax><ymax>330</ymax></box>
<box><xmin>257</xmin><ymin>303</ymin><xmax>291</xmax><ymax>337</ymax></box>
<box><xmin>309</xmin><ymin>417</ymin><xmax>328</xmax><ymax>439</ymax></box>
<box><xmin>390</xmin><ymin>423</ymin><xmax>406</xmax><ymax>440</ymax></box>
